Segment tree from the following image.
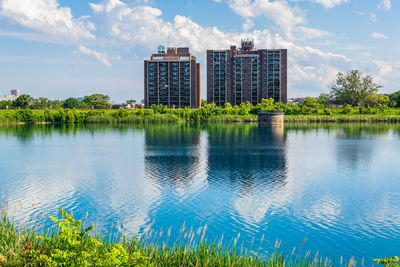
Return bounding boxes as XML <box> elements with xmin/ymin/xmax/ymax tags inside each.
<box><xmin>389</xmin><ymin>90</ymin><xmax>400</xmax><ymax>108</ymax></box>
<box><xmin>299</xmin><ymin>97</ymin><xmax>321</xmax><ymax>109</ymax></box>
<box><xmin>362</xmin><ymin>94</ymin><xmax>389</xmax><ymax>108</ymax></box>
<box><xmin>330</xmin><ymin>70</ymin><xmax>382</xmax><ymax>107</ymax></box>
<box><xmin>82</xmin><ymin>94</ymin><xmax>111</xmax><ymax>109</ymax></box>
<box><xmin>12</xmin><ymin>94</ymin><xmax>33</xmax><ymax>109</ymax></box>
<box><xmin>62</xmin><ymin>98</ymin><xmax>81</xmax><ymax>109</ymax></box>
<box><xmin>31</xmin><ymin>97</ymin><xmax>50</xmax><ymax>109</ymax></box>
<box><xmin>0</xmin><ymin>100</ymin><xmax>12</xmax><ymax>109</ymax></box>
<box><xmin>317</xmin><ymin>93</ymin><xmax>331</xmax><ymax>107</ymax></box>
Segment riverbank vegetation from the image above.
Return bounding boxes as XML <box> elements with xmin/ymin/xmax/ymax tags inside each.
<box><xmin>0</xmin><ymin>209</ymin><xmax>390</xmax><ymax>266</ymax></box>
<box><xmin>0</xmin><ymin>100</ymin><xmax>400</xmax><ymax>124</ymax></box>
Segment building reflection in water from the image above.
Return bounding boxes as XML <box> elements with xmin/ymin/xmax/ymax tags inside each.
<box><xmin>204</xmin><ymin>124</ymin><xmax>288</xmax><ymax>225</ymax></box>
<box><xmin>144</xmin><ymin>124</ymin><xmax>209</xmax><ymax>198</ymax></box>
<box><xmin>143</xmin><ymin>123</ymin><xmax>288</xmax><ymax>227</ymax></box>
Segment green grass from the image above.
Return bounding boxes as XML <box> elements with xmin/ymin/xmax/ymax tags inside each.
<box><xmin>1</xmin><ymin>108</ymin><xmax>400</xmax><ymax>125</ymax></box>
<box><xmin>0</xmin><ymin>209</ymin><xmax>371</xmax><ymax>266</ymax></box>
<box><xmin>284</xmin><ymin>114</ymin><xmax>400</xmax><ymax>123</ymax></box>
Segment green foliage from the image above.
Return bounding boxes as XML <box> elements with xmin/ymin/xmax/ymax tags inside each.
<box><xmin>36</xmin><ymin>209</ymin><xmax>148</xmax><ymax>266</ymax></box>
<box><xmin>389</xmin><ymin>90</ymin><xmax>400</xmax><ymax>108</ymax></box>
<box><xmin>12</xmin><ymin>94</ymin><xmax>33</xmax><ymax>109</ymax></box>
<box><xmin>330</xmin><ymin>70</ymin><xmax>382</xmax><ymax>107</ymax></box>
<box><xmin>374</xmin><ymin>256</ymin><xmax>400</xmax><ymax>267</ymax></box>
<box><xmin>0</xmin><ymin>99</ymin><xmax>400</xmax><ymax>124</ymax></box>
<box><xmin>31</xmin><ymin>97</ymin><xmax>51</xmax><ymax>109</ymax></box>
<box><xmin>362</xmin><ymin>94</ymin><xmax>390</xmax><ymax>108</ymax></box>
<box><xmin>317</xmin><ymin>93</ymin><xmax>331</xmax><ymax>107</ymax></box>
<box><xmin>0</xmin><ymin>100</ymin><xmax>13</xmax><ymax>109</ymax></box>
<box><xmin>299</xmin><ymin>97</ymin><xmax>322</xmax><ymax>109</ymax></box>
<box><xmin>63</xmin><ymin>98</ymin><xmax>82</xmax><ymax>109</ymax></box>
<box><xmin>83</xmin><ymin>94</ymin><xmax>111</xmax><ymax>109</ymax></box>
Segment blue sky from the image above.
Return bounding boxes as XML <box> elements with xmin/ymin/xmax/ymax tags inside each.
<box><xmin>0</xmin><ymin>0</ymin><xmax>398</xmax><ymax>103</ymax></box>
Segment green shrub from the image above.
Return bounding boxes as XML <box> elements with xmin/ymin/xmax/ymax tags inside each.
<box><xmin>36</xmin><ymin>209</ymin><xmax>148</xmax><ymax>266</ymax></box>
<box><xmin>374</xmin><ymin>256</ymin><xmax>400</xmax><ymax>267</ymax></box>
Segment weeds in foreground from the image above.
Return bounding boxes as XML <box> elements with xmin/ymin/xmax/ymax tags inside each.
<box><xmin>0</xmin><ymin>208</ymin><xmax>397</xmax><ymax>266</ymax></box>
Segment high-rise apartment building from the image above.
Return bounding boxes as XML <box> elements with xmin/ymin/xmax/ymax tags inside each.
<box><xmin>144</xmin><ymin>46</ymin><xmax>201</xmax><ymax>109</ymax></box>
<box><xmin>207</xmin><ymin>40</ymin><xmax>287</xmax><ymax>106</ymax></box>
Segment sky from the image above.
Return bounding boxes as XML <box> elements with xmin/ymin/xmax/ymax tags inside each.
<box><xmin>0</xmin><ymin>0</ymin><xmax>399</xmax><ymax>103</ymax></box>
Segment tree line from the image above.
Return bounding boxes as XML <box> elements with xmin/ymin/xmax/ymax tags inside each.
<box><xmin>0</xmin><ymin>94</ymin><xmax>114</xmax><ymax>110</ymax></box>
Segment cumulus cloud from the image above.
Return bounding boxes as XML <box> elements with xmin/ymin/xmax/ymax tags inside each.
<box><xmin>87</xmin><ymin>0</ymin><xmax>400</xmax><ymax>96</ymax></box>
<box><xmin>242</xmin><ymin>18</ymin><xmax>255</xmax><ymax>31</ymax></box>
<box><xmin>355</xmin><ymin>11</ymin><xmax>377</xmax><ymax>22</ymax></box>
<box><xmin>0</xmin><ymin>0</ymin><xmax>95</xmax><ymax>41</ymax></box>
<box><xmin>313</xmin><ymin>0</ymin><xmax>350</xmax><ymax>8</ymax></box>
<box><xmin>378</xmin><ymin>0</ymin><xmax>391</xmax><ymax>11</ymax></box>
<box><xmin>0</xmin><ymin>0</ymin><xmax>398</xmax><ymax>96</ymax></box>
<box><xmin>77</xmin><ymin>45</ymin><xmax>120</xmax><ymax>67</ymax></box>
<box><xmin>371</xmin><ymin>32</ymin><xmax>388</xmax><ymax>39</ymax></box>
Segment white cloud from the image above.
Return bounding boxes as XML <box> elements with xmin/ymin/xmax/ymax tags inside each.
<box><xmin>355</xmin><ymin>11</ymin><xmax>377</xmax><ymax>22</ymax></box>
<box><xmin>222</xmin><ymin>0</ymin><xmax>308</xmax><ymax>39</ymax></box>
<box><xmin>242</xmin><ymin>18</ymin><xmax>255</xmax><ymax>31</ymax></box>
<box><xmin>0</xmin><ymin>0</ymin><xmax>95</xmax><ymax>41</ymax></box>
<box><xmin>88</xmin><ymin>0</ymin><xmax>353</xmax><ymax>95</ymax></box>
<box><xmin>313</xmin><ymin>0</ymin><xmax>350</xmax><ymax>8</ymax></box>
<box><xmin>378</xmin><ymin>0</ymin><xmax>391</xmax><ymax>11</ymax></box>
<box><xmin>371</xmin><ymin>32</ymin><xmax>388</xmax><ymax>39</ymax></box>
<box><xmin>77</xmin><ymin>45</ymin><xmax>115</xmax><ymax>67</ymax></box>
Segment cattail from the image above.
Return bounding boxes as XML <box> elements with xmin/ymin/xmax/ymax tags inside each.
<box><xmin>291</xmin><ymin>247</ymin><xmax>296</xmax><ymax>256</ymax></box>
<box><xmin>349</xmin><ymin>256</ymin><xmax>355</xmax><ymax>267</ymax></box>
<box><xmin>340</xmin><ymin>256</ymin><xmax>343</xmax><ymax>265</ymax></box>
<box><xmin>362</xmin><ymin>257</ymin><xmax>364</xmax><ymax>266</ymax></box>
<box><xmin>305</xmin><ymin>250</ymin><xmax>311</xmax><ymax>258</ymax></box>
<box><xmin>167</xmin><ymin>226</ymin><xmax>172</xmax><ymax>238</ymax></box>
<box><xmin>180</xmin><ymin>222</ymin><xmax>186</xmax><ymax>233</ymax></box>
<box><xmin>197</xmin><ymin>226</ymin><xmax>202</xmax><ymax>236</ymax></box>
<box><xmin>301</xmin><ymin>237</ymin><xmax>307</xmax><ymax>246</ymax></box>
<box><xmin>201</xmin><ymin>225</ymin><xmax>207</xmax><ymax>242</ymax></box>
<box><xmin>219</xmin><ymin>234</ymin><xmax>224</xmax><ymax>247</ymax></box>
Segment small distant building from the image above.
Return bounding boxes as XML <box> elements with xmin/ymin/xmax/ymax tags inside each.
<box><xmin>144</xmin><ymin>46</ymin><xmax>201</xmax><ymax>109</ymax></box>
<box><xmin>0</xmin><ymin>90</ymin><xmax>21</xmax><ymax>101</ymax></box>
<box><xmin>287</xmin><ymin>97</ymin><xmax>305</xmax><ymax>105</ymax></box>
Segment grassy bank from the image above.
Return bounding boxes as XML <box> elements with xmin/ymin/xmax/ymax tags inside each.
<box><xmin>284</xmin><ymin>114</ymin><xmax>400</xmax><ymax>123</ymax></box>
<box><xmin>0</xmin><ymin>209</ymin><xmax>374</xmax><ymax>267</ymax></box>
<box><xmin>1</xmin><ymin>103</ymin><xmax>400</xmax><ymax>124</ymax></box>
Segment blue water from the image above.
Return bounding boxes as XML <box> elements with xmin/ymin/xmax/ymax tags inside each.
<box><xmin>1</xmin><ymin>123</ymin><xmax>400</xmax><ymax>264</ymax></box>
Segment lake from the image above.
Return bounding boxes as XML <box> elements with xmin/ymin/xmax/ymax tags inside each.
<box><xmin>1</xmin><ymin>123</ymin><xmax>400</xmax><ymax>263</ymax></box>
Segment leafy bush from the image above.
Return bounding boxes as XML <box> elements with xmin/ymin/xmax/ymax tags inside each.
<box><xmin>36</xmin><ymin>209</ymin><xmax>148</xmax><ymax>266</ymax></box>
<box><xmin>374</xmin><ymin>256</ymin><xmax>400</xmax><ymax>267</ymax></box>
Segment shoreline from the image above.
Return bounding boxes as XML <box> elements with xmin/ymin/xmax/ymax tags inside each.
<box><xmin>1</xmin><ymin>114</ymin><xmax>400</xmax><ymax>125</ymax></box>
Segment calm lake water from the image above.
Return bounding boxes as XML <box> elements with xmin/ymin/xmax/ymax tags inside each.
<box><xmin>1</xmin><ymin>123</ymin><xmax>400</xmax><ymax>263</ymax></box>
